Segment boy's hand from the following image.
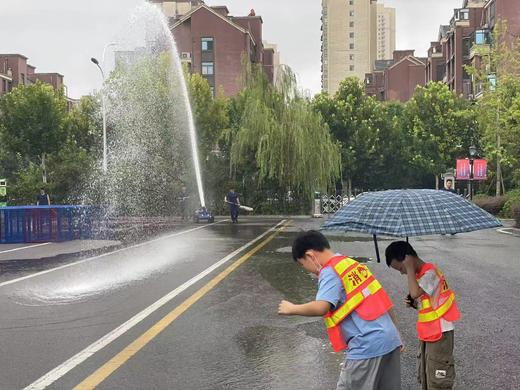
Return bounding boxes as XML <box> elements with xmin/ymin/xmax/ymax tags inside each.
<box><xmin>278</xmin><ymin>300</ymin><xmax>296</xmax><ymax>315</ymax></box>
<box><xmin>402</xmin><ymin>255</ymin><xmax>415</xmax><ymax>274</ymax></box>
<box><xmin>404</xmin><ymin>294</ymin><xmax>418</xmax><ymax>309</ymax></box>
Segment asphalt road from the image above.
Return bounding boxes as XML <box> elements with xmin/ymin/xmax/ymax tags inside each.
<box><xmin>0</xmin><ymin>217</ymin><xmax>518</xmax><ymax>390</ymax></box>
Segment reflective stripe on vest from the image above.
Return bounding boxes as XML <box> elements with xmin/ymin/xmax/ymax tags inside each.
<box><xmin>324</xmin><ymin>279</ymin><xmax>383</xmax><ymax>328</ymax></box>
<box><xmin>418</xmin><ymin>292</ymin><xmax>456</xmax><ymax>322</ymax></box>
<box><xmin>323</xmin><ymin>257</ymin><xmax>390</xmax><ymax>328</ymax></box>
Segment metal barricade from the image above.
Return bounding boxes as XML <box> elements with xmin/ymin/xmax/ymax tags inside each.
<box><xmin>0</xmin><ymin>206</ymin><xmax>96</xmax><ymax>244</ymax></box>
<box><xmin>320</xmin><ymin>194</ymin><xmax>351</xmax><ymax>214</ymax></box>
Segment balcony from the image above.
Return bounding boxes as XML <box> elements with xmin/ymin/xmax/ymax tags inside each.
<box><xmin>469</xmin><ymin>29</ymin><xmax>492</xmax><ymax>59</ymax></box>
<box><xmin>450</xmin><ymin>8</ymin><xmax>470</xmax><ymax>28</ymax></box>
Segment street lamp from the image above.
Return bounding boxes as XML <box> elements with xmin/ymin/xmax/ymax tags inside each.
<box><xmin>468</xmin><ymin>145</ymin><xmax>478</xmax><ymax>201</ymax></box>
<box><xmin>91</xmin><ymin>43</ymin><xmax>116</xmax><ymax>174</ymax></box>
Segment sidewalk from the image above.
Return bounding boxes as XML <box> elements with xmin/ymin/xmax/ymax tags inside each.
<box><xmin>0</xmin><ymin>240</ymin><xmax>121</xmax><ymax>262</ymax></box>
<box><xmin>497</xmin><ymin>219</ymin><xmax>520</xmax><ymax>237</ymax></box>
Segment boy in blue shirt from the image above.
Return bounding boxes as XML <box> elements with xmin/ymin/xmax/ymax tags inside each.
<box><xmin>278</xmin><ymin>230</ymin><xmax>402</xmax><ymax>390</ymax></box>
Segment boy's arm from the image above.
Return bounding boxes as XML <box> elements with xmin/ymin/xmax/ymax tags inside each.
<box><xmin>278</xmin><ymin>300</ymin><xmax>331</xmax><ymax>316</ymax></box>
<box><xmin>404</xmin><ymin>257</ymin><xmax>425</xmax><ymax>299</ymax></box>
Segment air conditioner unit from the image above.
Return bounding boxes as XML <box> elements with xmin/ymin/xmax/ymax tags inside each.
<box><xmin>181</xmin><ymin>52</ymin><xmax>192</xmax><ymax>60</ymax></box>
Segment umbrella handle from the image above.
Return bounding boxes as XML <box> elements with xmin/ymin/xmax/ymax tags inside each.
<box><xmin>373</xmin><ymin>235</ymin><xmax>381</xmax><ymax>263</ymax></box>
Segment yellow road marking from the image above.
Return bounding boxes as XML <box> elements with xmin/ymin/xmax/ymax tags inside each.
<box><xmin>73</xmin><ymin>220</ymin><xmax>291</xmax><ymax>390</ymax></box>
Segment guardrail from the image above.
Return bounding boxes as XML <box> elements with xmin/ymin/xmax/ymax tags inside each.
<box><xmin>0</xmin><ymin>206</ymin><xmax>97</xmax><ymax>244</ymax></box>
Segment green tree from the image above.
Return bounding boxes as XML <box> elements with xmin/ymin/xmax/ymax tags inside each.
<box><xmin>404</xmin><ymin>82</ymin><xmax>476</xmax><ymax>188</ymax></box>
<box><xmin>0</xmin><ymin>81</ymin><xmax>67</xmax><ymax>184</ymax></box>
<box><xmin>313</xmin><ymin>77</ymin><xmax>411</xmax><ymax>193</ymax></box>
<box><xmin>469</xmin><ymin>20</ymin><xmax>520</xmax><ymax>194</ymax></box>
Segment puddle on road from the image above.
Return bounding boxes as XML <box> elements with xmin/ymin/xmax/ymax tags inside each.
<box><xmin>232</xmin><ymin>325</ymin><xmax>341</xmax><ymax>390</ymax></box>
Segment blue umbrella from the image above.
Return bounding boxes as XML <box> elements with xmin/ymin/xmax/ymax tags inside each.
<box><xmin>321</xmin><ymin>189</ymin><xmax>502</xmax><ymax>262</ymax></box>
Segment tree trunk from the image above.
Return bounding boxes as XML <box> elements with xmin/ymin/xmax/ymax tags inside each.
<box><xmin>41</xmin><ymin>153</ymin><xmax>47</xmax><ymax>184</ymax></box>
<box><xmin>496</xmin><ymin>138</ymin><xmax>502</xmax><ymax>197</ymax></box>
<box><xmin>435</xmin><ymin>174</ymin><xmax>439</xmax><ymax>190</ymax></box>
<box><xmin>348</xmin><ymin>178</ymin><xmax>352</xmax><ymax>201</ymax></box>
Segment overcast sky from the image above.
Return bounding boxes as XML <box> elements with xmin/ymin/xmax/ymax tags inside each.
<box><xmin>0</xmin><ymin>0</ymin><xmax>462</xmax><ymax>98</ymax></box>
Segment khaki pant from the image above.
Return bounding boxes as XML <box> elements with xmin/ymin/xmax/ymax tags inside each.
<box><xmin>418</xmin><ymin>330</ymin><xmax>455</xmax><ymax>390</ymax></box>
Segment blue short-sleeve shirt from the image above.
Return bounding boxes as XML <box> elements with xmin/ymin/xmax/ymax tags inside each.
<box><xmin>316</xmin><ymin>264</ymin><xmax>401</xmax><ymax>360</ymax></box>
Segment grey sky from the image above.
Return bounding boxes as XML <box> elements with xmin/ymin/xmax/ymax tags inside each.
<box><xmin>0</xmin><ymin>0</ymin><xmax>462</xmax><ymax>98</ymax></box>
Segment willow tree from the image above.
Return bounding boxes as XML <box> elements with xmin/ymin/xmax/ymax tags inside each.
<box><xmin>230</xmin><ymin>63</ymin><xmax>341</xmax><ymax>204</ymax></box>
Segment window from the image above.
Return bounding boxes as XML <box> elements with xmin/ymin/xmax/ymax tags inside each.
<box><xmin>350</xmin><ymin>32</ymin><xmax>354</xmax><ymax>38</ymax></box>
<box><xmin>349</xmin><ymin>0</ymin><xmax>354</xmax><ymax>4</ymax></box>
<box><xmin>475</xmin><ymin>29</ymin><xmax>491</xmax><ymax>45</ymax></box>
<box><xmin>349</xmin><ymin>11</ymin><xmax>354</xmax><ymax>17</ymax></box>
<box><xmin>350</xmin><ymin>65</ymin><xmax>355</xmax><ymax>71</ymax></box>
<box><xmin>350</xmin><ymin>21</ymin><xmax>354</xmax><ymax>27</ymax></box>
<box><xmin>350</xmin><ymin>54</ymin><xmax>354</xmax><ymax>60</ymax></box>
<box><xmin>349</xmin><ymin>43</ymin><xmax>355</xmax><ymax>49</ymax></box>
<box><xmin>201</xmin><ymin>37</ymin><xmax>214</xmax><ymax>52</ymax></box>
<box><xmin>201</xmin><ymin>62</ymin><xmax>214</xmax><ymax>75</ymax></box>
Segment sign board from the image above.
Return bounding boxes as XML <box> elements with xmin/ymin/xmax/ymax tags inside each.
<box><xmin>456</xmin><ymin>159</ymin><xmax>487</xmax><ymax>180</ymax></box>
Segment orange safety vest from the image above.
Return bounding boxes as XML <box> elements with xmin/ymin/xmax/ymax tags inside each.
<box><xmin>321</xmin><ymin>256</ymin><xmax>393</xmax><ymax>352</ymax></box>
<box><xmin>416</xmin><ymin>263</ymin><xmax>461</xmax><ymax>342</ymax></box>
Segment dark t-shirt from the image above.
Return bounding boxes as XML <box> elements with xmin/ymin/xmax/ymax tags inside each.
<box><xmin>37</xmin><ymin>194</ymin><xmax>49</xmax><ymax>205</ymax></box>
<box><xmin>227</xmin><ymin>191</ymin><xmax>239</xmax><ymax>204</ymax></box>
<box><xmin>441</xmin><ymin>188</ymin><xmax>457</xmax><ymax>194</ymax></box>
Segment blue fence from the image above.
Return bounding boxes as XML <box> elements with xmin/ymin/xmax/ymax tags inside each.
<box><xmin>0</xmin><ymin>206</ymin><xmax>97</xmax><ymax>244</ymax></box>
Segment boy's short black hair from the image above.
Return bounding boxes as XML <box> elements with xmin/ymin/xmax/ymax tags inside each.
<box><xmin>292</xmin><ymin>230</ymin><xmax>330</xmax><ymax>261</ymax></box>
<box><xmin>385</xmin><ymin>241</ymin><xmax>418</xmax><ymax>267</ymax></box>
<box><xmin>446</xmin><ymin>179</ymin><xmax>453</xmax><ymax>183</ymax></box>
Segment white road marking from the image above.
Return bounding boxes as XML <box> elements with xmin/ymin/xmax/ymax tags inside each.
<box><xmin>22</xmin><ymin>219</ymin><xmax>286</xmax><ymax>390</ymax></box>
<box><xmin>0</xmin><ymin>220</ymin><xmax>228</xmax><ymax>289</ymax></box>
<box><xmin>0</xmin><ymin>242</ymin><xmax>50</xmax><ymax>254</ymax></box>
<box><xmin>497</xmin><ymin>228</ymin><xmax>514</xmax><ymax>236</ymax></box>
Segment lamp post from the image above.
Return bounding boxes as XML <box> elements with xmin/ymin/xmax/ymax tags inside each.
<box><xmin>469</xmin><ymin>145</ymin><xmax>478</xmax><ymax>201</ymax></box>
<box><xmin>91</xmin><ymin>43</ymin><xmax>116</xmax><ymax>173</ymax></box>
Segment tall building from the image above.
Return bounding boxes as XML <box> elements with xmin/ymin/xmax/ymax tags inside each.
<box><xmin>321</xmin><ymin>0</ymin><xmax>394</xmax><ymax>95</ymax></box>
<box><xmin>263</xmin><ymin>41</ymin><xmax>281</xmax><ymax>86</ymax></box>
<box><xmin>151</xmin><ymin>0</ymin><xmax>277</xmax><ymax>97</ymax></box>
<box><xmin>376</xmin><ymin>4</ymin><xmax>396</xmax><ymax>60</ymax></box>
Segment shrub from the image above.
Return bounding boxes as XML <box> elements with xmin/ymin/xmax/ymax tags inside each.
<box><xmin>474</xmin><ymin>195</ymin><xmax>506</xmax><ymax>215</ymax></box>
<box><xmin>512</xmin><ymin>203</ymin><xmax>520</xmax><ymax>228</ymax></box>
<box><xmin>502</xmin><ymin>189</ymin><xmax>520</xmax><ymax>218</ymax></box>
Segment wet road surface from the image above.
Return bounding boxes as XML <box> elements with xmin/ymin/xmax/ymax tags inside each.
<box><xmin>0</xmin><ymin>217</ymin><xmax>519</xmax><ymax>389</ymax></box>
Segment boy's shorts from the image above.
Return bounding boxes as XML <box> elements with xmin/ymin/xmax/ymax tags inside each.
<box><xmin>336</xmin><ymin>347</ymin><xmax>401</xmax><ymax>390</ymax></box>
<box><xmin>418</xmin><ymin>330</ymin><xmax>455</xmax><ymax>390</ymax></box>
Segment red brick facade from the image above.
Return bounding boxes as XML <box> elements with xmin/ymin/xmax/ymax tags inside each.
<box><xmin>171</xmin><ymin>4</ymin><xmax>273</xmax><ymax>96</ymax></box>
<box><xmin>0</xmin><ymin>53</ymin><xmax>65</xmax><ymax>97</ymax></box>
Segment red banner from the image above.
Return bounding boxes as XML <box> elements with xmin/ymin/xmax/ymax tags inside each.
<box><xmin>456</xmin><ymin>159</ymin><xmax>487</xmax><ymax>180</ymax></box>
<box><xmin>473</xmin><ymin>159</ymin><xmax>488</xmax><ymax>180</ymax></box>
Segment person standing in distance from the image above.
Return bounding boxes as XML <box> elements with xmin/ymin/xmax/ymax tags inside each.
<box><xmin>36</xmin><ymin>188</ymin><xmax>51</xmax><ymax>206</ymax></box>
<box><xmin>224</xmin><ymin>188</ymin><xmax>240</xmax><ymax>223</ymax></box>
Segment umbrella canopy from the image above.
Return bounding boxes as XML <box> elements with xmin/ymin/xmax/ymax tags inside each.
<box><xmin>321</xmin><ymin>189</ymin><xmax>502</xmax><ymax>237</ymax></box>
